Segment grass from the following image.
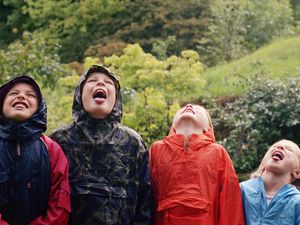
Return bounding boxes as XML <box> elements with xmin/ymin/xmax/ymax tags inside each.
<box><xmin>202</xmin><ymin>35</ymin><xmax>300</xmax><ymax>97</ymax></box>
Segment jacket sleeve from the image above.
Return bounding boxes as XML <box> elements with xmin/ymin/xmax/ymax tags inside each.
<box><xmin>30</xmin><ymin>135</ymin><xmax>71</xmax><ymax>225</ymax></box>
<box><xmin>0</xmin><ymin>214</ymin><xmax>9</xmax><ymax>225</ymax></box>
<box><xmin>218</xmin><ymin>145</ymin><xmax>245</xmax><ymax>225</ymax></box>
<box><xmin>134</xmin><ymin>139</ymin><xmax>154</xmax><ymax>225</ymax></box>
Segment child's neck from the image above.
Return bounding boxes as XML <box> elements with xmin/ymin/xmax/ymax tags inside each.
<box><xmin>261</xmin><ymin>170</ymin><xmax>291</xmax><ymax>196</ymax></box>
<box><xmin>175</xmin><ymin>126</ymin><xmax>202</xmax><ymax>137</ymax></box>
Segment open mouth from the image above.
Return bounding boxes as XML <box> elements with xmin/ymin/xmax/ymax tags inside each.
<box><xmin>272</xmin><ymin>151</ymin><xmax>284</xmax><ymax>161</ymax></box>
<box><xmin>182</xmin><ymin>108</ymin><xmax>195</xmax><ymax>114</ymax></box>
<box><xmin>12</xmin><ymin>101</ymin><xmax>28</xmax><ymax>108</ymax></box>
<box><xmin>93</xmin><ymin>89</ymin><xmax>107</xmax><ymax>99</ymax></box>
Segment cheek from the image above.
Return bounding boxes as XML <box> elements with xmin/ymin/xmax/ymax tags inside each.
<box><xmin>2</xmin><ymin>99</ymin><xmax>11</xmax><ymax>114</ymax></box>
<box><xmin>31</xmin><ymin>100</ymin><xmax>39</xmax><ymax>112</ymax></box>
<box><xmin>108</xmin><ymin>94</ymin><xmax>116</xmax><ymax>109</ymax></box>
<box><xmin>81</xmin><ymin>87</ymin><xmax>91</xmax><ymax>103</ymax></box>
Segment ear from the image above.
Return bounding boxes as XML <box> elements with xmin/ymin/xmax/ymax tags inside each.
<box><xmin>292</xmin><ymin>169</ymin><xmax>300</xmax><ymax>179</ymax></box>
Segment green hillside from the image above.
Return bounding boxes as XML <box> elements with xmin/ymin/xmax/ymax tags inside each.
<box><xmin>202</xmin><ymin>35</ymin><xmax>300</xmax><ymax>97</ymax></box>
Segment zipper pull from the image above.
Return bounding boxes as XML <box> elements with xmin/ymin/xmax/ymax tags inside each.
<box><xmin>17</xmin><ymin>141</ymin><xmax>21</xmax><ymax>156</ymax></box>
<box><xmin>184</xmin><ymin>136</ymin><xmax>190</xmax><ymax>150</ymax></box>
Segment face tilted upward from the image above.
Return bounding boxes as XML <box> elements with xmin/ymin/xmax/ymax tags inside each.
<box><xmin>81</xmin><ymin>72</ymin><xmax>116</xmax><ymax>119</ymax></box>
<box><xmin>2</xmin><ymin>83</ymin><xmax>38</xmax><ymax>121</ymax></box>
<box><xmin>172</xmin><ymin>104</ymin><xmax>210</xmax><ymax>132</ymax></box>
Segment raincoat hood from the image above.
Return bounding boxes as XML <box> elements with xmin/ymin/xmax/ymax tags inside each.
<box><xmin>72</xmin><ymin>65</ymin><xmax>122</xmax><ymax>139</ymax></box>
<box><xmin>0</xmin><ymin>75</ymin><xmax>46</xmax><ymax>141</ymax></box>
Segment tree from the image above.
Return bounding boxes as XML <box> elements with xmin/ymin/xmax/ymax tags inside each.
<box><xmin>85</xmin><ymin>0</ymin><xmax>211</xmax><ymax>61</ymax></box>
<box><xmin>23</xmin><ymin>0</ymin><xmax>125</xmax><ymax>62</ymax></box>
<box><xmin>202</xmin><ymin>0</ymin><xmax>294</xmax><ymax>66</ymax></box>
<box><xmin>0</xmin><ymin>32</ymin><xmax>70</xmax><ymax>87</ymax></box>
<box><xmin>0</xmin><ymin>0</ymin><xmax>32</xmax><ymax>48</ymax></box>
<box><xmin>105</xmin><ymin>44</ymin><xmax>205</xmax><ymax>144</ymax></box>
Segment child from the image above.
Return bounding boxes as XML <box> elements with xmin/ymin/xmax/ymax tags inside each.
<box><xmin>0</xmin><ymin>76</ymin><xmax>70</xmax><ymax>225</ymax></box>
<box><xmin>150</xmin><ymin>104</ymin><xmax>245</xmax><ymax>225</ymax></box>
<box><xmin>50</xmin><ymin>65</ymin><xmax>152</xmax><ymax>225</ymax></box>
<box><xmin>240</xmin><ymin>140</ymin><xmax>300</xmax><ymax>225</ymax></box>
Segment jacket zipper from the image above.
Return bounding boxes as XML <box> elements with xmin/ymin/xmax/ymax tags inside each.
<box><xmin>184</xmin><ymin>137</ymin><xmax>189</xmax><ymax>184</ymax></box>
<box><xmin>16</xmin><ymin>141</ymin><xmax>21</xmax><ymax>156</ymax></box>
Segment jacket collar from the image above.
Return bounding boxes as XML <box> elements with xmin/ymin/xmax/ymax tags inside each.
<box><xmin>164</xmin><ymin>128</ymin><xmax>215</xmax><ymax>150</ymax></box>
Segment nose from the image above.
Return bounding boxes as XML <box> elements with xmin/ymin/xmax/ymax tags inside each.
<box><xmin>17</xmin><ymin>93</ymin><xmax>25</xmax><ymax>100</ymax></box>
<box><xmin>276</xmin><ymin>145</ymin><xmax>284</xmax><ymax>150</ymax></box>
<box><xmin>185</xmin><ymin>104</ymin><xmax>193</xmax><ymax>109</ymax></box>
<box><xmin>96</xmin><ymin>79</ymin><xmax>105</xmax><ymax>86</ymax></box>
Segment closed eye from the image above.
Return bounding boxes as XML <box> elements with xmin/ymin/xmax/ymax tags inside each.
<box><xmin>8</xmin><ymin>91</ymin><xmax>18</xmax><ymax>96</ymax></box>
<box><xmin>87</xmin><ymin>79</ymin><xmax>97</xmax><ymax>83</ymax></box>
<box><xmin>105</xmin><ymin>80</ymin><xmax>114</xmax><ymax>85</ymax></box>
<box><xmin>27</xmin><ymin>93</ymin><xmax>37</xmax><ymax>98</ymax></box>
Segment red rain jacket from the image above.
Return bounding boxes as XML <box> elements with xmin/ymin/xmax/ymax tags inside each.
<box><xmin>150</xmin><ymin>128</ymin><xmax>245</xmax><ymax>225</ymax></box>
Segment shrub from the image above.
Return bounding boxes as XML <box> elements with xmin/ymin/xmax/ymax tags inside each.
<box><xmin>220</xmin><ymin>79</ymin><xmax>300</xmax><ymax>172</ymax></box>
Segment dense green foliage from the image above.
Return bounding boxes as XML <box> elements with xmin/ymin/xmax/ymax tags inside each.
<box><xmin>0</xmin><ymin>0</ymin><xmax>297</xmax><ymax>66</ymax></box>
<box><xmin>218</xmin><ymin>79</ymin><xmax>300</xmax><ymax>172</ymax></box>
<box><xmin>0</xmin><ymin>32</ymin><xmax>71</xmax><ymax>87</ymax></box>
<box><xmin>105</xmin><ymin>44</ymin><xmax>205</xmax><ymax>143</ymax></box>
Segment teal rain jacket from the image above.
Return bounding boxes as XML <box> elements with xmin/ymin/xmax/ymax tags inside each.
<box><xmin>240</xmin><ymin>177</ymin><xmax>300</xmax><ymax>225</ymax></box>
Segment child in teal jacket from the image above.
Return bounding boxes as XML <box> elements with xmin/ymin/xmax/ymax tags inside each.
<box><xmin>240</xmin><ymin>140</ymin><xmax>300</xmax><ymax>225</ymax></box>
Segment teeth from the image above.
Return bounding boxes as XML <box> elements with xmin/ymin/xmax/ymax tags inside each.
<box><xmin>13</xmin><ymin>102</ymin><xmax>27</xmax><ymax>108</ymax></box>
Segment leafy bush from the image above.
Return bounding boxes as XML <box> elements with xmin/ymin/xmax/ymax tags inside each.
<box><xmin>0</xmin><ymin>32</ymin><xmax>70</xmax><ymax>88</ymax></box>
<box><xmin>105</xmin><ymin>44</ymin><xmax>205</xmax><ymax>146</ymax></box>
<box><xmin>219</xmin><ymin>79</ymin><xmax>300</xmax><ymax>173</ymax></box>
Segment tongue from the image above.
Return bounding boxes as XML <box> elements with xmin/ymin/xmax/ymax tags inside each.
<box><xmin>272</xmin><ymin>156</ymin><xmax>281</xmax><ymax>161</ymax></box>
<box><xmin>94</xmin><ymin>97</ymin><xmax>105</xmax><ymax>104</ymax></box>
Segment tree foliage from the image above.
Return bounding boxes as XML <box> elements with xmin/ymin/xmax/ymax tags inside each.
<box><xmin>220</xmin><ymin>79</ymin><xmax>300</xmax><ymax>172</ymax></box>
<box><xmin>105</xmin><ymin>44</ymin><xmax>205</xmax><ymax>144</ymax></box>
<box><xmin>202</xmin><ymin>0</ymin><xmax>294</xmax><ymax>66</ymax></box>
<box><xmin>0</xmin><ymin>32</ymin><xmax>70</xmax><ymax>87</ymax></box>
<box><xmin>0</xmin><ymin>0</ymin><xmax>297</xmax><ymax>66</ymax></box>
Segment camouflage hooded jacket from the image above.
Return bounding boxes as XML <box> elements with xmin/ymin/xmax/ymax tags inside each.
<box><xmin>50</xmin><ymin>66</ymin><xmax>152</xmax><ymax>225</ymax></box>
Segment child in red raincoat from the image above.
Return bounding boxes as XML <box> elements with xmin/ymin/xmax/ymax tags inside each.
<box><xmin>150</xmin><ymin>104</ymin><xmax>245</xmax><ymax>225</ymax></box>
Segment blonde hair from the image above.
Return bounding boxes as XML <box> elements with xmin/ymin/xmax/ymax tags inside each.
<box><xmin>251</xmin><ymin>139</ymin><xmax>300</xmax><ymax>180</ymax></box>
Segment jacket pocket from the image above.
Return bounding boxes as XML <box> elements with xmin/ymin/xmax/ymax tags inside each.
<box><xmin>162</xmin><ymin>203</ymin><xmax>213</xmax><ymax>225</ymax></box>
<box><xmin>58</xmin><ymin>180</ymin><xmax>71</xmax><ymax>212</ymax></box>
<box><xmin>0</xmin><ymin>171</ymin><xmax>8</xmax><ymax>205</ymax></box>
<box><xmin>76</xmin><ymin>185</ymin><xmax>128</xmax><ymax>224</ymax></box>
